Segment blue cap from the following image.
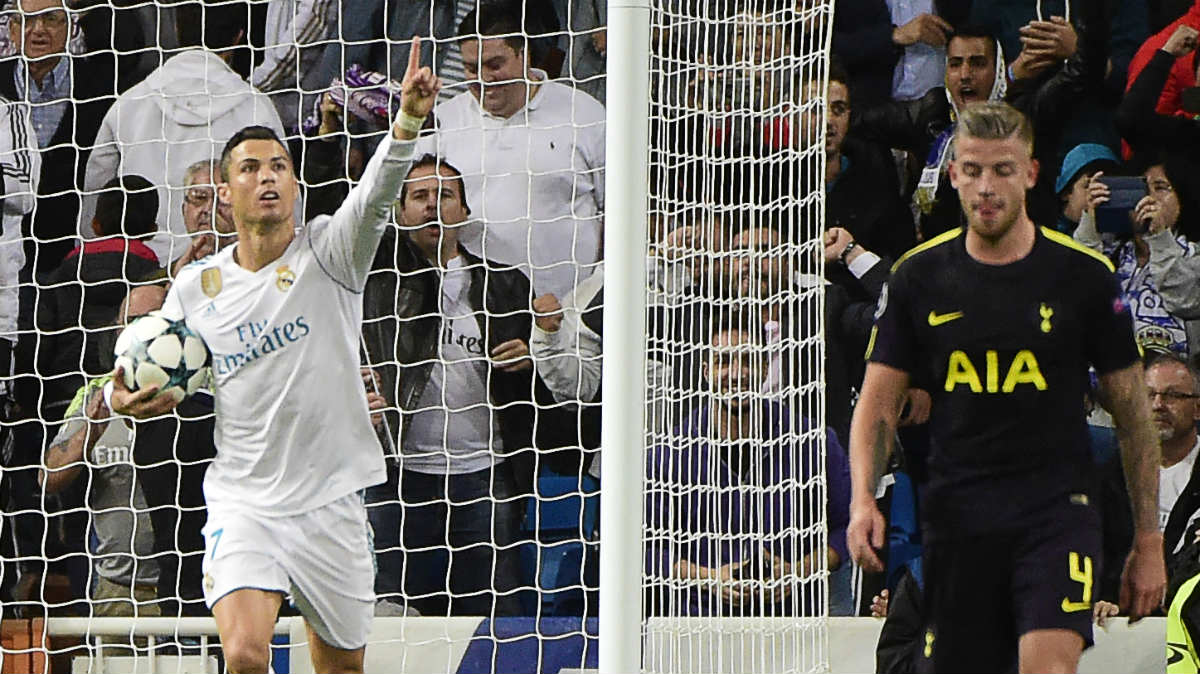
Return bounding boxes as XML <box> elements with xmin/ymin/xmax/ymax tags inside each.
<box><xmin>1056</xmin><ymin>143</ymin><xmax>1119</xmax><ymax>194</ymax></box>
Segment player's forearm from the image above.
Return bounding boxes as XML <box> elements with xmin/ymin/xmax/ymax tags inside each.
<box><xmin>848</xmin><ymin>365</ymin><xmax>909</xmax><ymax>505</ymax></box>
<box><xmin>1116</xmin><ymin>414</ymin><xmax>1161</xmax><ymax>533</ymax></box>
<box><xmin>849</xmin><ymin>411</ymin><xmax>896</xmax><ymax>506</ymax></box>
<box><xmin>1103</xmin><ymin>365</ymin><xmax>1161</xmax><ymax>533</ymax></box>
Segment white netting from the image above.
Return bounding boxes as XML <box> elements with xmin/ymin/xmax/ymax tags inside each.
<box><xmin>0</xmin><ymin>0</ymin><xmax>829</xmax><ymax>672</ymax></box>
<box><xmin>642</xmin><ymin>1</ymin><xmax>830</xmax><ymax>672</ymax></box>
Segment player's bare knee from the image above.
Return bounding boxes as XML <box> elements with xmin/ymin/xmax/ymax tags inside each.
<box><xmin>222</xmin><ymin>636</ymin><xmax>272</xmax><ymax>674</ymax></box>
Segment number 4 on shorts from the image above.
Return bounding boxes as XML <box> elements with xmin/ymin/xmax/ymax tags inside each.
<box><xmin>1060</xmin><ymin>551</ymin><xmax>1093</xmax><ymax>613</ymax></box>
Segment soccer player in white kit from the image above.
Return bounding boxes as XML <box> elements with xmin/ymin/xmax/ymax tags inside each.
<box><xmin>110</xmin><ymin>39</ymin><xmax>441</xmax><ymax>674</ymax></box>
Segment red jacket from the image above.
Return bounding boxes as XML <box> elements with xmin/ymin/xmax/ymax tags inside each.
<box><xmin>1123</xmin><ymin>0</ymin><xmax>1200</xmax><ymax>156</ymax></box>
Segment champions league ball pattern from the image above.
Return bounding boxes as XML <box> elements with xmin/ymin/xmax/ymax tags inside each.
<box><xmin>113</xmin><ymin>312</ymin><xmax>211</xmax><ymax>403</ymax></box>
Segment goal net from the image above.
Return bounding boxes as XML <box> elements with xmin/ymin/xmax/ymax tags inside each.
<box><xmin>0</xmin><ymin>0</ymin><xmax>831</xmax><ymax>672</ymax></box>
<box><xmin>642</xmin><ymin>0</ymin><xmax>830</xmax><ymax>672</ymax></box>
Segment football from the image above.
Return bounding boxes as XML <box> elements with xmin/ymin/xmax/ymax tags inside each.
<box><xmin>113</xmin><ymin>312</ymin><xmax>211</xmax><ymax>403</ymax></box>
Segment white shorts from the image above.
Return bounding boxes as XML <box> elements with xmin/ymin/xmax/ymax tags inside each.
<box><xmin>201</xmin><ymin>492</ymin><xmax>375</xmax><ymax>650</ymax></box>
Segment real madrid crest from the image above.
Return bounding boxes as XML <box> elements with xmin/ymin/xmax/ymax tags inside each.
<box><xmin>201</xmin><ymin>268</ymin><xmax>222</xmax><ymax>298</ymax></box>
<box><xmin>275</xmin><ymin>264</ymin><xmax>296</xmax><ymax>292</ymax></box>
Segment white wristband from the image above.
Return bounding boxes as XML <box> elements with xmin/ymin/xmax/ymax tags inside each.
<box><xmin>395</xmin><ymin>111</ymin><xmax>424</xmax><ymax>134</ymax></box>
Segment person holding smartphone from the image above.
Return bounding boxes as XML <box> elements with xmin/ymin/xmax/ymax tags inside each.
<box><xmin>1073</xmin><ymin>154</ymin><xmax>1200</xmax><ymax>357</ymax></box>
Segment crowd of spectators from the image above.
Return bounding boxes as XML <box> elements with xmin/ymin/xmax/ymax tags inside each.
<box><xmin>0</xmin><ymin>0</ymin><xmax>1197</xmax><ymax>635</ymax></box>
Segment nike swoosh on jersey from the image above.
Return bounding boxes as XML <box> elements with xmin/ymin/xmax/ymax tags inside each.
<box><xmin>927</xmin><ymin>310</ymin><xmax>964</xmax><ymax>326</ymax></box>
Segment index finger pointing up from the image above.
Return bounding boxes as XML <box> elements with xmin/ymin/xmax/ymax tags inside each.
<box><xmin>406</xmin><ymin>35</ymin><xmax>422</xmax><ymax>78</ymax></box>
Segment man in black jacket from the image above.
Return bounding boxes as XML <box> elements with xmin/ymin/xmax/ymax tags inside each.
<box><xmin>361</xmin><ymin>155</ymin><xmax>540</xmax><ymax>617</ymax></box>
<box><xmin>1100</xmin><ymin>353</ymin><xmax>1200</xmax><ymax>605</ymax></box>
<box><xmin>811</xmin><ymin>62</ymin><xmax>916</xmax><ymax>262</ymax></box>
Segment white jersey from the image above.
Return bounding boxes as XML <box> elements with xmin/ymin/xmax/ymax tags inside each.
<box><xmin>162</xmin><ymin>134</ymin><xmax>417</xmax><ymax>516</ymax></box>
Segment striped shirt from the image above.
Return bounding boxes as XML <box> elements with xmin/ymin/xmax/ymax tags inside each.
<box><xmin>436</xmin><ymin>0</ymin><xmax>476</xmax><ymax>101</ymax></box>
<box><xmin>14</xmin><ymin>57</ymin><xmax>68</xmax><ymax>149</ymax></box>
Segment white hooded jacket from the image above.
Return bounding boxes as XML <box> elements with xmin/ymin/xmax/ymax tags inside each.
<box><xmin>82</xmin><ymin>49</ymin><xmax>286</xmax><ymax>263</ymax></box>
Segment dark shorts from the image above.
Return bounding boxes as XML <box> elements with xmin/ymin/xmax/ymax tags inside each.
<box><xmin>916</xmin><ymin>499</ymin><xmax>1099</xmax><ymax>673</ymax></box>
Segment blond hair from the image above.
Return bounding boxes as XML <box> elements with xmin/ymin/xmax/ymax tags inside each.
<box><xmin>954</xmin><ymin>102</ymin><xmax>1034</xmax><ymax>155</ymax></box>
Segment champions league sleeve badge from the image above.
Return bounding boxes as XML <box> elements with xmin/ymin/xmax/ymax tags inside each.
<box><xmin>201</xmin><ymin>268</ymin><xmax>222</xmax><ymax>298</ymax></box>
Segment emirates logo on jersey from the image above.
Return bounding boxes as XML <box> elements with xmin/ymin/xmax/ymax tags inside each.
<box><xmin>275</xmin><ymin>265</ymin><xmax>296</xmax><ymax>292</ymax></box>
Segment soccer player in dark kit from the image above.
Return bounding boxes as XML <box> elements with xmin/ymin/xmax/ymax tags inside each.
<box><xmin>846</xmin><ymin>102</ymin><xmax>1166</xmax><ymax>673</ymax></box>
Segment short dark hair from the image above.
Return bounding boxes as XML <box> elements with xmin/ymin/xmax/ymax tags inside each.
<box><xmin>175</xmin><ymin>0</ymin><xmax>249</xmax><ymax>50</ymax></box>
<box><xmin>456</xmin><ymin>1</ymin><xmax>526</xmax><ymax>53</ymax></box>
<box><xmin>95</xmin><ymin>175</ymin><xmax>158</xmax><ymax>238</ymax></box>
<box><xmin>219</xmin><ymin>125</ymin><xmax>290</xmax><ymax>181</ymax></box>
<box><xmin>949</xmin><ymin>24</ymin><xmax>997</xmax><ymax>45</ymax></box>
<box><xmin>400</xmin><ymin>154</ymin><xmax>470</xmax><ymax>212</ymax></box>
<box><xmin>828</xmin><ymin>57</ymin><xmax>850</xmax><ymax>99</ymax></box>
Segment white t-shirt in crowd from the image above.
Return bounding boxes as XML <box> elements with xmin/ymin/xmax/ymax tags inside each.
<box><xmin>1160</xmin><ymin>438</ymin><xmax>1200</xmax><ymax>531</ymax></box>
<box><xmin>162</xmin><ymin>134</ymin><xmax>417</xmax><ymax>516</ymax></box>
<box><xmin>403</xmin><ymin>256</ymin><xmax>504</xmax><ymax>475</ymax></box>
<box><xmin>417</xmin><ymin>72</ymin><xmax>606</xmax><ymax>298</ymax></box>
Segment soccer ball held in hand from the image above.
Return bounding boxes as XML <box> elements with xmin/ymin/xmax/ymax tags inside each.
<box><xmin>113</xmin><ymin>312</ymin><xmax>211</xmax><ymax>403</ymax></box>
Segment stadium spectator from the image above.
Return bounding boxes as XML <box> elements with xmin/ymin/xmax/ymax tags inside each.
<box><xmin>645</xmin><ymin>319</ymin><xmax>850</xmax><ymax>617</ymax></box>
<box><xmin>832</xmin><ymin>0</ymin><xmax>950</xmax><ymax>108</ymax></box>
<box><xmin>0</xmin><ymin>0</ymin><xmax>115</xmax><ymax>275</ymax></box>
<box><xmin>0</xmin><ymin>90</ymin><xmax>37</xmax><ymax>387</ymax></box>
<box><xmin>417</xmin><ymin>1</ymin><xmax>606</xmax><ymax>298</ymax></box>
<box><xmin>886</xmin><ymin>1</ymin><xmax>950</xmax><ymax>102</ymax></box>
<box><xmin>529</xmin><ymin>262</ymin><xmax>675</xmax><ymax>475</ymax></box>
<box><xmin>81</xmin><ymin>0</ymin><xmax>285</xmax><ymax>265</ymax></box>
<box><xmin>814</xmin><ymin>63</ymin><xmax>915</xmax><ymax>262</ymax></box>
<box><xmin>171</xmin><ymin>160</ymin><xmax>236</xmax><ymax>276</ymax></box>
<box><xmin>1005</xmin><ymin>0</ymin><xmax>1113</xmax><ymax>230</ymax></box>
<box><xmin>529</xmin><ymin>268</ymin><xmax>604</xmax><ymax>474</ymax></box>
<box><xmin>252</xmin><ymin>0</ymin><xmax>338</xmax><ymax>134</ymax></box>
<box><xmin>362</xmin><ymin>155</ymin><xmax>536</xmax><ymax>617</ymax></box>
<box><xmin>1118</xmin><ymin>23</ymin><xmax>1200</xmax><ymax>156</ymax></box>
<box><xmin>1099</xmin><ymin>353</ymin><xmax>1200</xmax><ymax>607</ymax></box>
<box><xmin>1054</xmin><ymin>143</ymin><xmax>1120</xmax><ymax>234</ymax></box>
<box><xmin>557</xmin><ymin>0</ymin><xmax>606</xmax><ymax>103</ymax></box>
<box><xmin>821</xmin><ymin>227</ymin><xmax>905</xmax><ymax>444</ymax></box>
<box><xmin>1075</xmin><ymin>153</ymin><xmax>1200</xmax><ymax>357</ymax></box>
<box><xmin>967</xmin><ymin>0</ymin><xmax>1148</xmax><ymax>156</ymax></box>
<box><xmin>1124</xmin><ymin>0</ymin><xmax>1200</xmax><ymax>145</ymax></box>
<box><xmin>34</xmin><ymin>175</ymin><xmax>157</xmax><ymax>421</ymax></box>
<box><xmin>0</xmin><ymin>82</ymin><xmax>42</xmax><ymax>616</ymax></box>
<box><xmin>71</xmin><ymin>0</ymin><xmax>162</xmax><ymax>92</ymax></box>
<box><xmin>853</xmin><ymin>27</ymin><xmax>1007</xmax><ymax>239</ymax></box>
<box><xmin>39</xmin><ymin>285</ymin><xmax>166</xmax><ymax>617</ymax></box>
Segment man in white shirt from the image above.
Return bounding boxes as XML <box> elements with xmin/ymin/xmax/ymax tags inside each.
<box><xmin>111</xmin><ymin>40</ymin><xmax>440</xmax><ymax>674</ymax></box>
<box><xmin>1147</xmin><ymin>354</ymin><xmax>1200</xmax><ymax>533</ymax></box>
<box><xmin>1096</xmin><ymin>352</ymin><xmax>1200</xmax><ymax>610</ymax></box>
<box><xmin>418</xmin><ymin>4</ymin><xmax>606</xmax><ymax>298</ymax></box>
<box><xmin>82</xmin><ymin>2</ymin><xmax>286</xmax><ymax>265</ymax></box>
